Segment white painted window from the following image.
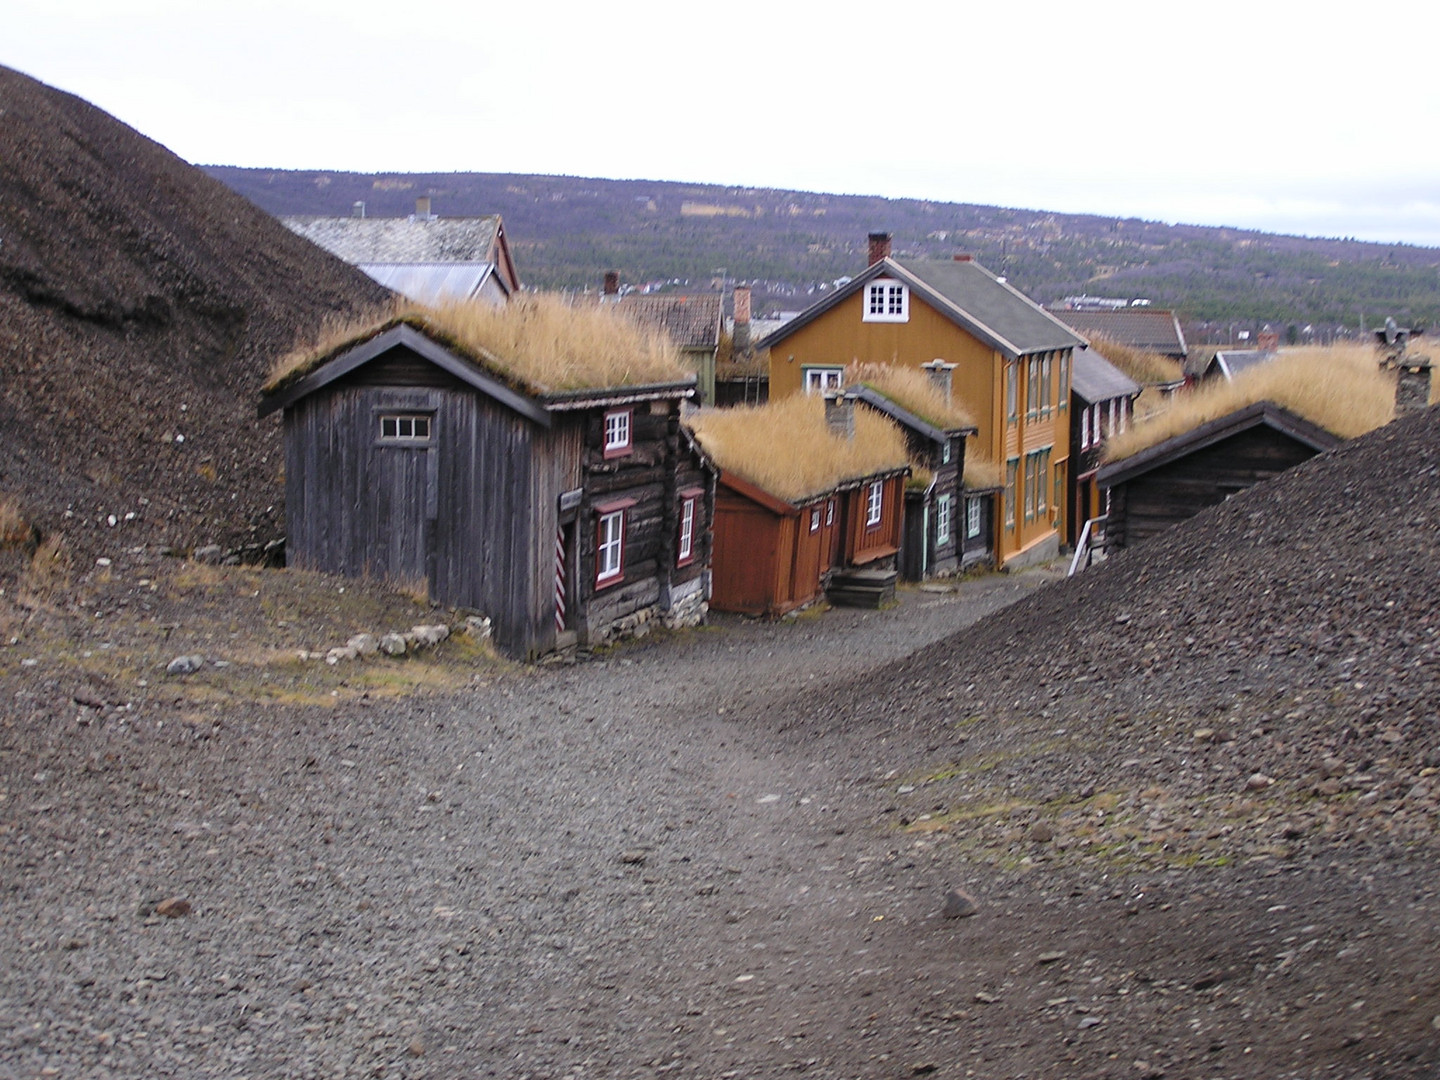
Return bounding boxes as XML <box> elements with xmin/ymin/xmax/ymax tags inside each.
<box><xmin>597</xmin><ymin>509</ymin><xmax>625</xmax><ymax>583</ymax></box>
<box><xmin>967</xmin><ymin>496</ymin><xmax>982</xmax><ymax>539</ymax></box>
<box><xmin>803</xmin><ymin>366</ymin><xmax>844</xmax><ymax>396</ymax></box>
<box><xmin>1080</xmin><ymin>406</ymin><xmax>1092</xmax><ymax>449</ymax></box>
<box><xmin>379</xmin><ymin>413</ymin><xmax>431</xmax><ymax>441</ymax></box>
<box><xmin>677</xmin><ymin>497</ymin><xmax>696</xmax><ymax>564</ymax></box>
<box><xmin>810</xmin><ymin>507</ymin><xmax>821</xmax><ymax>533</ymax></box>
<box><xmin>826</xmin><ymin>499</ymin><xmax>835</xmax><ymax>526</ymax></box>
<box><xmin>866</xmin><ymin>480</ymin><xmax>884</xmax><ymax>527</ymax></box>
<box><xmin>862</xmin><ymin>279</ymin><xmax>909</xmax><ymax>322</ymax></box>
<box><xmin>603</xmin><ymin>408</ymin><xmax>632</xmax><ymax>456</ymax></box>
<box><xmin>936</xmin><ymin>494</ymin><xmax>952</xmax><ymax>546</ymax></box>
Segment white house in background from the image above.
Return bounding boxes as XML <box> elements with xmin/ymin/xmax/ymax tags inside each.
<box><xmin>283</xmin><ymin>198</ymin><xmax>521</xmax><ymax>306</ymax></box>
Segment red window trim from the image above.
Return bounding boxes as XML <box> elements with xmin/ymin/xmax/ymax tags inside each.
<box><xmin>603</xmin><ymin>407</ymin><xmax>633</xmax><ymax>459</ymax></box>
<box><xmin>595</xmin><ymin>498</ymin><xmax>637</xmax><ymax>588</ymax></box>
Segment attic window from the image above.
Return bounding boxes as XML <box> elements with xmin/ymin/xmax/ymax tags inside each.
<box><xmin>379</xmin><ymin>414</ymin><xmax>431</xmax><ymax>441</ymax></box>
<box><xmin>803</xmin><ymin>366</ymin><xmax>844</xmax><ymax>395</ymax></box>
<box><xmin>863</xmin><ymin>280</ymin><xmax>908</xmax><ymax>323</ymax></box>
<box><xmin>603</xmin><ymin>408</ymin><xmax>632</xmax><ymax>457</ymax></box>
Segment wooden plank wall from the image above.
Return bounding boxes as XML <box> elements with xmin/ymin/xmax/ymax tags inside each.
<box><xmin>1110</xmin><ymin>426</ymin><xmax>1322</xmax><ymax>548</ymax></box>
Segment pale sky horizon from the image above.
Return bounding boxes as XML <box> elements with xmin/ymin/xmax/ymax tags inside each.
<box><xmin>9</xmin><ymin>0</ymin><xmax>1440</xmax><ymax>248</ymax></box>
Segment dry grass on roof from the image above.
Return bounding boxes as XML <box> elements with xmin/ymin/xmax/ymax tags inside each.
<box><xmin>963</xmin><ymin>450</ymin><xmax>1003</xmax><ymax>491</ymax></box>
<box><xmin>1103</xmin><ymin>342</ymin><xmax>1396</xmax><ymax>463</ymax></box>
<box><xmin>1086</xmin><ymin>334</ymin><xmax>1183</xmax><ymax>386</ymax></box>
<box><xmin>266</xmin><ymin>294</ymin><xmax>689</xmax><ymax>396</ymax></box>
<box><xmin>847</xmin><ymin>363</ymin><xmax>975</xmax><ymax>430</ymax></box>
<box><xmin>687</xmin><ymin>395</ymin><xmax>908</xmax><ymax>504</ymax></box>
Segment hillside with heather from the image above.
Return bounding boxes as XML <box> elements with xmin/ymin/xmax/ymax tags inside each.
<box><xmin>208</xmin><ymin>166</ymin><xmax>1440</xmax><ymax>335</ymax></box>
<box><xmin>0</xmin><ymin>67</ymin><xmax>389</xmax><ymax>557</ymax></box>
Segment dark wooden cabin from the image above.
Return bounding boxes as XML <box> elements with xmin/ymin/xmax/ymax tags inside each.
<box><xmin>258</xmin><ymin>318</ymin><xmax>714</xmax><ymax>659</ymax></box>
<box><xmin>852</xmin><ymin>384</ymin><xmax>975</xmax><ymax>581</ymax></box>
<box><xmin>1097</xmin><ymin>401</ymin><xmax>1340</xmax><ymax>549</ymax></box>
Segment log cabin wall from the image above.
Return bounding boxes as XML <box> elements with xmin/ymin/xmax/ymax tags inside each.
<box><xmin>1107</xmin><ymin>425</ymin><xmax>1324</xmax><ymax>548</ymax></box>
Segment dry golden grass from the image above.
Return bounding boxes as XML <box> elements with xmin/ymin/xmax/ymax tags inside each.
<box><xmin>267</xmin><ymin>294</ymin><xmax>690</xmax><ymax>395</ymax></box>
<box><xmin>1086</xmin><ymin>334</ymin><xmax>1184</xmax><ymax>386</ymax></box>
<box><xmin>963</xmin><ymin>450</ymin><xmax>1003</xmax><ymax>490</ymax></box>
<box><xmin>20</xmin><ymin>535</ymin><xmax>69</xmax><ymax>598</ymax></box>
<box><xmin>0</xmin><ymin>497</ymin><xmax>34</xmax><ymax>550</ymax></box>
<box><xmin>908</xmin><ymin>463</ymin><xmax>934</xmax><ymax>492</ymax></box>
<box><xmin>1104</xmin><ymin>343</ymin><xmax>1395</xmax><ymax>462</ymax></box>
<box><xmin>687</xmin><ymin>395</ymin><xmax>909</xmax><ymax>503</ymax></box>
<box><xmin>847</xmin><ymin>363</ymin><xmax>976</xmax><ymax>430</ymax></box>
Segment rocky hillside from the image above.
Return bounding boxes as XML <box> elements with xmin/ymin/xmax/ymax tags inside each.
<box><xmin>0</xmin><ymin>66</ymin><xmax>390</xmax><ymax>559</ymax></box>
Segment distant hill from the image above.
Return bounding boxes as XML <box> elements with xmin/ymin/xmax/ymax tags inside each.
<box><xmin>0</xmin><ymin>67</ymin><xmax>389</xmax><ymax>555</ymax></box>
<box><xmin>207</xmin><ymin>167</ymin><xmax>1440</xmax><ymax>336</ymax></box>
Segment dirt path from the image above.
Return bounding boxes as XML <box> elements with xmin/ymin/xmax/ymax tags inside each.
<box><xmin>3</xmin><ymin>565</ymin><xmax>1438</xmax><ymax>1079</ymax></box>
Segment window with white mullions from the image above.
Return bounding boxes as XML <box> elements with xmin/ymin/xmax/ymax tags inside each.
<box><xmin>597</xmin><ymin>509</ymin><xmax>625</xmax><ymax>583</ymax></box>
<box><xmin>862</xmin><ymin>279</ymin><xmax>909</xmax><ymax>322</ymax></box>
<box><xmin>379</xmin><ymin>413</ymin><xmax>431</xmax><ymax>441</ymax></box>
<box><xmin>866</xmin><ymin>479</ymin><xmax>884</xmax><ymax>527</ymax></box>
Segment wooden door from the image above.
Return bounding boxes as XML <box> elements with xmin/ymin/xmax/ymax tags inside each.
<box><xmin>367</xmin><ymin>444</ymin><xmax>432</xmax><ymax>591</ymax></box>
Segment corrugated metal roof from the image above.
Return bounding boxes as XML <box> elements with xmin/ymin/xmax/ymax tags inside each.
<box><xmin>1072</xmin><ymin>345</ymin><xmax>1142</xmax><ymax>403</ymax></box>
<box><xmin>283</xmin><ymin>215</ymin><xmax>501</xmax><ymax>264</ymax></box>
<box><xmin>358</xmin><ymin>263</ymin><xmax>495</xmax><ymax>305</ymax></box>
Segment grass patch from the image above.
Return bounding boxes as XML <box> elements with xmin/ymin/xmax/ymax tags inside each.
<box><xmin>1085</xmin><ymin>334</ymin><xmax>1184</xmax><ymax>385</ymax></box>
<box><xmin>847</xmin><ymin>362</ymin><xmax>976</xmax><ymax>430</ymax></box>
<box><xmin>687</xmin><ymin>394</ymin><xmax>909</xmax><ymax>503</ymax></box>
<box><xmin>1105</xmin><ymin>342</ymin><xmax>1394</xmax><ymax>462</ymax></box>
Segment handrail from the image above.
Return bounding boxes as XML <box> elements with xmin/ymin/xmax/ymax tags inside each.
<box><xmin>1067</xmin><ymin>515</ymin><xmax>1108</xmax><ymax>577</ymax></box>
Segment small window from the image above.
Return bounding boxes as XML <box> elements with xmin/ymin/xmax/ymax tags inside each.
<box><xmin>1005</xmin><ymin>460</ymin><xmax>1018</xmax><ymax>528</ymax></box>
<box><xmin>597</xmin><ymin>508</ymin><xmax>625</xmax><ymax>585</ymax></box>
<box><xmin>936</xmin><ymin>494</ymin><xmax>952</xmax><ymax>546</ymax></box>
<box><xmin>941</xmin><ymin>440</ymin><xmax>952</xmax><ymax>465</ymax></box>
<box><xmin>862</xmin><ymin>279</ymin><xmax>909</xmax><ymax>323</ymax></box>
<box><xmin>966</xmin><ymin>496</ymin><xmax>982</xmax><ymax>539</ymax></box>
<box><xmin>603</xmin><ymin>409</ymin><xmax>632</xmax><ymax>457</ymax></box>
<box><xmin>1042</xmin><ymin>354</ymin><xmax>1053</xmax><ymax>418</ymax></box>
<box><xmin>1006</xmin><ymin>362</ymin><xmax>1018</xmax><ymax>424</ymax></box>
<box><xmin>810</xmin><ymin>507</ymin><xmax>821</xmax><ymax>533</ymax></box>
<box><xmin>1080</xmin><ymin>406</ymin><xmax>1092</xmax><ymax>450</ymax></box>
<box><xmin>866</xmin><ymin>480</ymin><xmax>884</xmax><ymax>527</ymax></box>
<box><xmin>677</xmin><ymin>495</ymin><xmax>697</xmax><ymax>565</ymax></box>
<box><xmin>803</xmin><ymin>367</ymin><xmax>844</xmax><ymax>395</ymax></box>
<box><xmin>379</xmin><ymin>413</ymin><xmax>431</xmax><ymax>441</ymax></box>
<box><xmin>825</xmin><ymin>499</ymin><xmax>835</xmax><ymax>526</ymax></box>
<box><xmin>1058</xmin><ymin>353</ymin><xmax>1069</xmax><ymax>410</ymax></box>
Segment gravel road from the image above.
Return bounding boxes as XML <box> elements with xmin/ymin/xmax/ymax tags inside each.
<box><xmin>2</xmin><ymin>570</ymin><xmax>1065</xmax><ymax>1080</ymax></box>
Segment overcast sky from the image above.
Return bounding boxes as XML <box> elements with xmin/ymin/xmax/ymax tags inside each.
<box><xmin>10</xmin><ymin>0</ymin><xmax>1440</xmax><ymax>247</ymax></box>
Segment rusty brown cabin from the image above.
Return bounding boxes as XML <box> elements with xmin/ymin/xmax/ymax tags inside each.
<box><xmin>709</xmin><ymin>470</ymin><xmax>907</xmax><ymax>616</ymax></box>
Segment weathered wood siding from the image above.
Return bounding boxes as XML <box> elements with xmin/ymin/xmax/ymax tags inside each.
<box><xmin>1106</xmin><ymin>426</ymin><xmax>1323</xmax><ymax>548</ymax></box>
<box><xmin>843</xmin><ymin>476</ymin><xmax>905</xmax><ymax>566</ymax></box>
<box><xmin>961</xmin><ymin>493</ymin><xmax>995</xmax><ymax>568</ymax></box>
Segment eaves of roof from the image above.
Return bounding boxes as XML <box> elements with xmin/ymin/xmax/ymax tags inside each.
<box><xmin>1096</xmin><ymin>400</ymin><xmax>1341</xmax><ymax>488</ymax></box>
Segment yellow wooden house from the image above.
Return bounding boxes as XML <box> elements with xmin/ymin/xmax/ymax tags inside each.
<box><xmin>758</xmin><ymin>235</ymin><xmax>1085</xmax><ymax>567</ymax></box>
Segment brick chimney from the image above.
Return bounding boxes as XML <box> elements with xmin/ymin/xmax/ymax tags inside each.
<box><xmin>1394</xmin><ymin>356</ymin><xmax>1433</xmax><ymax>415</ymax></box>
<box><xmin>414</xmin><ymin>196</ymin><xmax>433</xmax><ymax>220</ymax></box>
<box><xmin>867</xmin><ymin>231</ymin><xmax>892</xmax><ymax>266</ymax></box>
<box><xmin>733</xmin><ymin>285</ymin><xmax>752</xmax><ymax>353</ymax></box>
<box><xmin>921</xmin><ymin>359</ymin><xmax>956</xmax><ymax>404</ymax></box>
<box><xmin>953</xmin><ymin>254</ymin><xmax>973</xmax><ymax>262</ymax></box>
<box><xmin>603</xmin><ymin>271</ymin><xmax>620</xmax><ymax>297</ymax></box>
<box><xmin>824</xmin><ymin>389</ymin><xmax>855</xmax><ymax>440</ymax></box>
<box><xmin>351</xmin><ymin>200</ymin><xmax>366</xmax><ymax>218</ymax></box>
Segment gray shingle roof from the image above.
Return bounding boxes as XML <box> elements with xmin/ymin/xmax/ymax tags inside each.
<box><xmin>1049</xmin><ymin>308</ymin><xmax>1188</xmax><ymax>358</ymax></box>
<box><xmin>892</xmin><ymin>258</ymin><xmax>1085</xmax><ymax>356</ymax></box>
<box><xmin>756</xmin><ymin>256</ymin><xmax>1083</xmax><ymax>359</ymax></box>
<box><xmin>1072</xmin><ymin>345</ymin><xmax>1142</xmax><ymax>404</ymax></box>
<box><xmin>283</xmin><ymin>215</ymin><xmax>502</xmax><ymax>264</ymax></box>
<box><xmin>613</xmin><ymin>293</ymin><xmax>723</xmax><ymax>351</ymax></box>
<box><xmin>358</xmin><ymin>263</ymin><xmax>496</xmax><ymax>305</ymax></box>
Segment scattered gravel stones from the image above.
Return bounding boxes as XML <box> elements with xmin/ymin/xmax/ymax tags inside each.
<box><xmin>164</xmin><ymin>654</ymin><xmax>204</xmax><ymax>676</ymax></box>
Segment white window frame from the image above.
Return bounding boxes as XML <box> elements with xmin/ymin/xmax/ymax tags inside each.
<box><xmin>866</xmin><ymin>480</ymin><xmax>884</xmax><ymax>527</ymax></box>
<box><xmin>966</xmin><ymin>496</ymin><xmax>982</xmax><ymax>539</ymax></box>
<box><xmin>379</xmin><ymin>413</ymin><xmax>432</xmax><ymax>442</ymax></box>
<box><xmin>802</xmin><ymin>366</ymin><xmax>845</xmax><ymax>396</ymax></box>
<box><xmin>597</xmin><ymin>508</ymin><xmax>625</xmax><ymax>584</ymax></box>
<box><xmin>603</xmin><ymin>408</ymin><xmax>632</xmax><ymax>457</ymax></box>
<box><xmin>936</xmin><ymin>493</ymin><xmax>952</xmax><ymax>546</ymax></box>
<box><xmin>809</xmin><ymin>507</ymin><xmax>821</xmax><ymax>533</ymax></box>
<box><xmin>825</xmin><ymin>499</ymin><xmax>835</xmax><ymax>526</ymax></box>
<box><xmin>677</xmin><ymin>496</ymin><xmax>696</xmax><ymax>565</ymax></box>
<box><xmin>862</xmin><ymin>279</ymin><xmax>909</xmax><ymax>323</ymax></box>
<box><xmin>1080</xmin><ymin>406</ymin><xmax>1092</xmax><ymax>450</ymax></box>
